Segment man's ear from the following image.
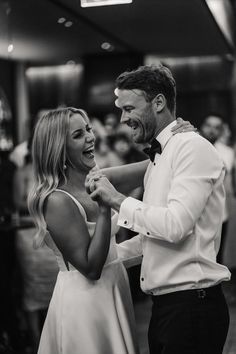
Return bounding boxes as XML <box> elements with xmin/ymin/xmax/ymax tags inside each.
<box><xmin>153</xmin><ymin>94</ymin><xmax>166</xmax><ymax>113</ymax></box>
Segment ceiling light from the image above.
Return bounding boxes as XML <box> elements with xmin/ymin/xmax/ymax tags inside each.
<box><xmin>81</xmin><ymin>0</ymin><xmax>132</xmax><ymax>8</ymax></box>
<box><xmin>101</xmin><ymin>42</ymin><xmax>111</xmax><ymax>50</ymax></box>
<box><xmin>101</xmin><ymin>42</ymin><xmax>114</xmax><ymax>51</ymax></box>
<box><xmin>67</xmin><ymin>60</ymin><xmax>76</xmax><ymax>65</ymax></box>
<box><xmin>58</xmin><ymin>17</ymin><xmax>66</xmax><ymax>24</ymax></box>
<box><xmin>64</xmin><ymin>21</ymin><xmax>73</xmax><ymax>27</ymax></box>
<box><xmin>7</xmin><ymin>44</ymin><xmax>13</xmax><ymax>53</ymax></box>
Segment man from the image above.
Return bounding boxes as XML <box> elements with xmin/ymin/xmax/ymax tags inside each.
<box><xmin>88</xmin><ymin>65</ymin><xmax>231</xmax><ymax>354</ymax></box>
<box><xmin>201</xmin><ymin>115</ymin><xmax>235</xmax><ymax>264</ymax></box>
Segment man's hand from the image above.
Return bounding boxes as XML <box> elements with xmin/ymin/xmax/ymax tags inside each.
<box><xmin>171</xmin><ymin>117</ymin><xmax>197</xmax><ymax>135</ymax></box>
<box><xmin>86</xmin><ymin>174</ymin><xmax>125</xmax><ymax>211</ymax></box>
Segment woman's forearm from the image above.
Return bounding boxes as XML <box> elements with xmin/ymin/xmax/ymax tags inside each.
<box><xmin>87</xmin><ymin>207</ymin><xmax>111</xmax><ymax>280</ymax></box>
<box><xmin>101</xmin><ymin>160</ymin><xmax>149</xmax><ymax>194</ymax></box>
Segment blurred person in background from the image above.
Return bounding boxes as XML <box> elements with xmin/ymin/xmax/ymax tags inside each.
<box><xmin>13</xmin><ymin>139</ymin><xmax>58</xmax><ymax>354</ymax></box>
<box><xmin>104</xmin><ymin>112</ymin><xmax>120</xmax><ymax>148</ymax></box>
<box><xmin>95</xmin><ymin>135</ymin><xmax>124</xmax><ymax>168</ymax></box>
<box><xmin>104</xmin><ymin>112</ymin><xmax>119</xmax><ymax>136</ymax></box>
<box><xmin>201</xmin><ymin>115</ymin><xmax>235</xmax><ymax>264</ymax></box>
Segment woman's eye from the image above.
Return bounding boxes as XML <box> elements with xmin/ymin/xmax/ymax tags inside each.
<box><xmin>73</xmin><ymin>132</ymin><xmax>83</xmax><ymax>139</ymax></box>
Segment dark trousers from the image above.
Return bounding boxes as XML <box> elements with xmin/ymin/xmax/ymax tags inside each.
<box><xmin>148</xmin><ymin>284</ymin><xmax>229</xmax><ymax>354</ymax></box>
<box><xmin>217</xmin><ymin>221</ymin><xmax>228</xmax><ymax>264</ymax></box>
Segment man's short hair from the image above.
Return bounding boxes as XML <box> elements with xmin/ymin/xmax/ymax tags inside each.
<box><xmin>115</xmin><ymin>65</ymin><xmax>176</xmax><ymax>114</ymax></box>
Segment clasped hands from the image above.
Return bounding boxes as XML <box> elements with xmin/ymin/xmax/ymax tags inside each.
<box><xmin>85</xmin><ymin>168</ymin><xmax>123</xmax><ymax>209</ymax></box>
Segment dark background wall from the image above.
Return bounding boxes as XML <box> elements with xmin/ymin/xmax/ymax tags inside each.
<box><xmin>0</xmin><ymin>59</ymin><xmax>16</xmax><ymax>143</ymax></box>
<box><xmin>26</xmin><ymin>53</ymin><xmax>234</xmax><ymax>135</ymax></box>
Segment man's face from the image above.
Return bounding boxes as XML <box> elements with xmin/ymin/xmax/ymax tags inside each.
<box><xmin>115</xmin><ymin>89</ymin><xmax>157</xmax><ymax>144</ymax></box>
<box><xmin>201</xmin><ymin>116</ymin><xmax>223</xmax><ymax>144</ymax></box>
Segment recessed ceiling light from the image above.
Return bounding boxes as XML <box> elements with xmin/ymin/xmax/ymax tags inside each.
<box><xmin>101</xmin><ymin>42</ymin><xmax>111</xmax><ymax>50</ymax></box>
<box><xmin>64</xmin><ymin>21</ymin><xmax>73</xmax><ymax>27</ymax></box>
<box><xmin>7</xmin><ymin>44</ymin><xmax>14</xmax><ymax>53</ymax></box>
<box><xmin>58</xmin><ymin>17</ymin><xmax>66</xmax><ymax>24</ymax></box>
<box><xmin>81</xmin><ymin>0</ymin><xmax>132</xmax><ymax>7</ymax></box>
<box><xmin>101</xmin><ymin>42</ymin><xmax>114</xmax><ymax>51</ymax></box>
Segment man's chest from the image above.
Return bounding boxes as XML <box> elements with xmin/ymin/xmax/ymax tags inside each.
<box><xmin>143</xmin><ymin>155</ymin><xmax>173</xmax><ymax>206</ymax></box>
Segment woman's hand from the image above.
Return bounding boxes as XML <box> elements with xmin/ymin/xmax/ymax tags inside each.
<box><xmin>86</xmin><ymin>173</ymin><xmax>125</xmax><ymax>211</ymax></box>
<box><xmin>171</xmin><ymin>117</ymin><xmax>198</xmax><ymax>135</ymax></box>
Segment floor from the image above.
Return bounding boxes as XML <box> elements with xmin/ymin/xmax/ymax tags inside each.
<box><xmin>133</xmin><ymin>271</ymin><xmax>236</xmax><ymax>354</ymax></box>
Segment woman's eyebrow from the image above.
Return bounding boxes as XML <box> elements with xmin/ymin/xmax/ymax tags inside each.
<box><xmin>71</xmin><ymin>128</ymin><xmax>83</xmax><ymax>136</ymax></box>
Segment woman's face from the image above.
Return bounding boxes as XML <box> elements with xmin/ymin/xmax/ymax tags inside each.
<box><xmin>66</xmin><ymin>113</ymin><xmax>96</xmax><ymax>172</ymax></box>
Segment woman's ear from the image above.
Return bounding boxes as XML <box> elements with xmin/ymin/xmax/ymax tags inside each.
<box><xmin>153</xmin><ymin>94</ymin><xmax>166</xmax><ymax>113</ymax></box>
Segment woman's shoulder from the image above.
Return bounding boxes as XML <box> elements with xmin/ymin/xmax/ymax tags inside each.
<box><xmin>45</xmin><ymin>190</ymin><xmax>74</xmax><ymax>216</ymax></box>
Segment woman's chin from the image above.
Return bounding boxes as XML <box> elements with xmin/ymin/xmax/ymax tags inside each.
<box><xmin>87</xmin><ymin>159</ymin><xmax>96</xmax><ymax>170</ymax></box>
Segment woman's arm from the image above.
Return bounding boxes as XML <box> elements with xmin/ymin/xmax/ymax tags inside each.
<box><xmin>45</xmin><ymin>192</ymin><xmax>111</xmax><ymax>280</ymax></box>
<box><xmin>91</xmin><ymin>119</ymin><xmax>197</xmax><ymax>194</ymax></box>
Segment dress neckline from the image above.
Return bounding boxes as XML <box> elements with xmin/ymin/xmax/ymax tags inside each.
<box><xmin>55</xmin><ymin>189</ymin><xmax>95</xmax><ymax>224</ymax></box>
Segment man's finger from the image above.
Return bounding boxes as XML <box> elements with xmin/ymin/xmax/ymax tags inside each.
<box><xmin>90</xmin><ymin>189</ymin><xmax>99</xmax><ymax>201</ymax></box>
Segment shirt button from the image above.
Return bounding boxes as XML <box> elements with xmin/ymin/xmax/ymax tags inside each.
<box><xmin>141</xmin><ymin>277</ymin><xmax>144</xmax><ymax>281</ymax></box>
<box><xmin>153</xmin><ymin>162</ymin><xmax>156</xmax><ymax>166</ymax></box>
<box><xmin>147</xmin><ymin>231</ymin><xmax>150</xmax><ymax>235</ymax></box>
<box><xmin>124</xmin><ymin>220</ymin><xmax>128</xmax><ymax>225</ymax></box>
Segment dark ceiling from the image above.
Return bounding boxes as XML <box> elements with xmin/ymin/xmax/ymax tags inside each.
<box><xmin>0</xmin><ymin>0</ymin><xmax>234</xmax><ymax>63</ymax></box>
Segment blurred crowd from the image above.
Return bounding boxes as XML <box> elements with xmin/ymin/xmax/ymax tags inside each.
<box><xmin>1</xmin><ymin>110</ymin><xmax>236</xmax><ymax>353</ymax></box>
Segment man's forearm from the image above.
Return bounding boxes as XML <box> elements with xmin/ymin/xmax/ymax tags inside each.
<box><xmin>110</xmin><ymin>192</ymin><xmax>126</xmax><ymax>212</ymax></box>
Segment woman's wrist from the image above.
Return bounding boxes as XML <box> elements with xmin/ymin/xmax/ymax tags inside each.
<box><xmin>99</xmin><ymin>205</ymin><xmax>111</xmax><ymax>214</ymax></box>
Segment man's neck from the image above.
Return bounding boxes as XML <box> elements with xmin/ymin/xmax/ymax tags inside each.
<box><xmin>153</xmin><ymin>112</ymin><xmax>175</xmax><ymax>140</ymax></box>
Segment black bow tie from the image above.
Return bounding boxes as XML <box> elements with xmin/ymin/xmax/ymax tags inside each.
<box><xmin>143</xmin><ymin>140</ymin><xmax>162</xmax><ymax>162</ymax></box>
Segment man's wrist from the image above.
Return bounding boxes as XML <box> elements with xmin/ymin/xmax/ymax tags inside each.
<box><xmin>111</xmin><ymin>193</ymin><xmax>126</xmax><ymax>212</ymax></box>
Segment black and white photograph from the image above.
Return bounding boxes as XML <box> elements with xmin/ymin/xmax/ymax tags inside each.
<box><xmin>0</xmin><ymin>1</ymin><xmax>236</xmax><ymax>353</ymax></box>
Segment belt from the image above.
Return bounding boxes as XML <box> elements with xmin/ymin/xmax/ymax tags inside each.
<box><xmin>152</xmin><ymin>284</ymin><xmax>223</xmax><ymax>306</ymax></box>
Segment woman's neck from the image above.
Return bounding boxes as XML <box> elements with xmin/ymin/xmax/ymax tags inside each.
<box><xmin>63</xmin><ymin>168</ymin><xmax>87</xmax><ymax>193</ymax></box>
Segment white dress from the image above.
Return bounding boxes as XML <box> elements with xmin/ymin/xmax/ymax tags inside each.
<box><xmin>38</xmin><ymin>189</ymin><xmax>139</xmax><ymax>354</ymax></box>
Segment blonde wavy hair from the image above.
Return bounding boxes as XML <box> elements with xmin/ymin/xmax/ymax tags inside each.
<box><xmin>28</xmin><ymin>107</ymin><xmax>89</xmax><ymax>248</ymax></box>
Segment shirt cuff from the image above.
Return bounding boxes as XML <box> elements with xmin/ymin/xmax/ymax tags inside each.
<box><xmin>117</xmin><ymin>197</ymin><xmax>143</xmax><ymax>230</ymax></box>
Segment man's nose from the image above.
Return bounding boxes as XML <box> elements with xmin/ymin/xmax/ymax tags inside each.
<box><xmin>120</xmin><ymin>112</ymin><xmax>128</xmax><ymax>124</ymax></box>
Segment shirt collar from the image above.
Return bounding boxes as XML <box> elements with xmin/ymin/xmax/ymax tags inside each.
<box><xmin>156</xmin><ymin>120</ymin><xmax>176</xmax><ymax>150</ymax></box>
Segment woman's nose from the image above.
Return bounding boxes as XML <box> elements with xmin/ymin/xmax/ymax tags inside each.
<box><xmin>86</xmin><ymin>131</ymin><xmax>95</xmax><ymax>142</ymax></box>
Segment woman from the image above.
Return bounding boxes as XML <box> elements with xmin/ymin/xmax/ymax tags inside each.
<box><xmin>29</xmin><ymin>107</ymin><xmax>194</xmax><ymax>354</ymax></box>
<box><xmin>29</xmin><ymin>107</ymin><xmax>140</xmax><ymax>354</ymax></box>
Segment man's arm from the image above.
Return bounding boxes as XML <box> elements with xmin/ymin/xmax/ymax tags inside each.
<box><xmin>90</xmin><ymin>136</ymin><xmax>225</xmax><ymax>244</ymax></box>
<box><xmin>89</xmin><ymin>118</ymin><xmax>197</xmax><ymax>194</ymax></box>
<box><xmin>117</xmin><ymin>136</ymin><xmax>225</xmax><ymax>243</ymax></box>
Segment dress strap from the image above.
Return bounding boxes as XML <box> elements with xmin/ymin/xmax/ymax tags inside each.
<box><xmin>54</xmin><ymin>189</ymin><xmax>88</xmax><ymax>222</ymax></box>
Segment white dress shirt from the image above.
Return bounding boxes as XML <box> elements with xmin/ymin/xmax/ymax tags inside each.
<box><xmin>214</xmin><ymin>141</ymin><xmax>235</xmax><ymax>221</ymax></box>
<box><xmin>117</xmin><ymin>121</ymin><xmax>231</xmax><ymax>295</ymax></box>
